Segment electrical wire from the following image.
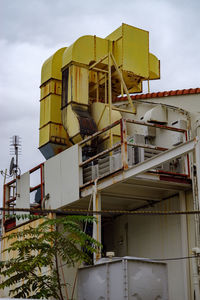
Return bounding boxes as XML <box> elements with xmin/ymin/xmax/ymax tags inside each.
<box><xmin>1</xmin><ymin>206</ymin><xmax>200</xmax><ymax>216</ymax></box>
<box><xmin>0</xmin><ymin>171</ymin><xmax>12</xmax><ymax>178</ymax></box>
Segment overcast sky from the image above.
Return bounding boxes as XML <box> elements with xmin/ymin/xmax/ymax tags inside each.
<box><xmin>0</xmin><ymin>0</ymin><xmax>200</xmax><ymax>204</ymax></box>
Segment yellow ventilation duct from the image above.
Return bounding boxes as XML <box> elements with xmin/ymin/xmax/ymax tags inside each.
<box><xmin>39</xmin><ymin>48</ymin><xmax>71</xmax><ymax>159</ymax></box>
<box><xmin>39</xmin><ymin>23</ymin><xmax>160</xmax><ymax>159</ymax></box>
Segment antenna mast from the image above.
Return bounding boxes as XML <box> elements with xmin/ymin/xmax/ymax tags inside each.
<box><xmin>10</xmin><ymin>135</ymin><xmax>21</xmax><ymax>197</ymax></box>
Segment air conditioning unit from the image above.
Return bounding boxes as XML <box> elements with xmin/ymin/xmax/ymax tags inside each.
<box><xmin>83</xmin><ymin>164</ymin><xmax>98</xmax><ymax>183</ymax></box>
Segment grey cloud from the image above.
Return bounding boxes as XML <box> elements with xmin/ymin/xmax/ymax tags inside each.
<box><xmin>1</xmin><ymin>0</ymin><xmax>199</xmax><ymax>46</ymax></box>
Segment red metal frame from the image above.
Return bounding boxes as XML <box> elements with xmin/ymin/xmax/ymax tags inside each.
<box><xmin>2</xmin><ymin>119</ymin><xmax>190</xmax><ymax>231</ymax></box>
<box><xmin>79</xmin><ymin>118</ymin><xmax>191</xmax><ymax>183</ymax></box>
<box><xmin>3</xmin><ymin>163</ymin><xmax>44</xmax><ymax>232</ymax></box>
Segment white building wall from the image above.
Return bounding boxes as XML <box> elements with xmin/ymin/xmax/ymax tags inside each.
<box><xmin>16</xmin><ymin>172</ymin><xmax>30</xmax><ymax>225</ymax></box>
<box><xmin>44</xmin><ymin>144</ymin><xmax>80</xmax><ymax>209</ymax></box>
<box><xmin>103</xmin><ymin>194</ymin><xmax>195</xmax><ymax>300</ymax></box>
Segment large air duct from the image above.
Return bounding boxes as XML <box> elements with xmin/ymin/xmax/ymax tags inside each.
<box><xmin>39</xmin><ymin>23</ymin><xmax>160</xmax><ymax>159</ymax></box>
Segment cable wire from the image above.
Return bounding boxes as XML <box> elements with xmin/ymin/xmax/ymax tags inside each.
<box><xmin>1</xmin><ymin>206</ymin><xmax>200</xmax><ymax>216</ymax></box>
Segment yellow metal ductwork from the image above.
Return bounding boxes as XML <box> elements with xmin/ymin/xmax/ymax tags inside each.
<box><xmin>39</xmin><ymin>48</ymin><xmax>71</xmax><ymax>159</ymax></box>
<box><xmin>39</xmin><ymin>23</ymin><xmax>160</xmax><ymax>159</ymax></box>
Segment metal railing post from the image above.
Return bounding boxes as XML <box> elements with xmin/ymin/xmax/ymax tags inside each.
<box><xmin>120</xmin><ymin>118</ymin><xmax>128</xmax><ymax>170</ymax></box>
<box><xmin>92</xmin><ymin>181</ymin><xmax>101</xmax><ymax>262</ymax></box>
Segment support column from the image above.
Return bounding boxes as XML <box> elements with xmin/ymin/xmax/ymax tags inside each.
<box><xmin>193</xmin><ymin>137</ymin><xmax>200</xmax><ymax>299</ymax></box>
<box><xmin>195</xmin><ymin>137</ymin><xmax>200</xmax><ymax>209</ymax></box>
<box><xmin>92</xmin><ymin>182</ymin><xmax>101</xmax><ymax>262</ymax></box>
<box><xmin>179</xmin><ymin>191</ymin><xmax>191</xmax><ymax>300</ymax></box>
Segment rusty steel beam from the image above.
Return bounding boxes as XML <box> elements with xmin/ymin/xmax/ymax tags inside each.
<box><xmin>5</xmin><ymin>179</ymin><xmax>16</xmax><ymax>186</ymax></box>
<box><xmin>79</xmin><ymin>119</ymin><xmax>121</xmax><ymax>145</ymax></box>
<box><xmin>29</xmin><ymin>163</ymin><xmax>44</xmax><ymax>174</ymax></box>
<box><xmin>30</xmin><ymin>184</ymin><xmax>42</xmax><ymax>193</ymax></box>
<box><xmin>80</xmin><ymin>143</ymin><xmax>121</xmax><ymax>167</ymax></box>
<box><xmin>126</xmin><ymin>118</ymin><xmax>186</xmax><ymax>133</ymax></box>
<box><xmin>81</xmin><ymin>138</ymin><xmax>196</xmax><ymax>197</ymax></box>
<box><xmin>120</xmin><ymin>118</ymin><xmax>128</xmax><ymax>170</ymax></box>
<box><xmin>6</xmin><ymin>197</ymin><xmax>16</xmax><ymax>204</ymax></box>
<box><xmin>127</xmin><ymin>142</ymin><xmax>168</xmax><ymax>152</ymax></box>
<box><xmin>1</xmin><ymin>206</ymin><xmax>200</xmax><ymax>216</ymax></box>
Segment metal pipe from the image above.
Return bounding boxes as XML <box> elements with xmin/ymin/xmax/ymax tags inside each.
<box><xmin>110</xmin><ymin>52</ymin><xmax>136</xmax><ymax>114</ymax></box>
<box><xmin>108</xmin><ymin>52</ymin><xmax>113</xmax><ymax>149</ymax></box>
<box><xmin>127</xmin><ymin>142</ymin><xmax>168</xmax><ymax>152</ymax></box>
<box><xmin>180</xmin><ymin>191</ymin><xmax>191</xmax><ymax>299</ymax></box>
<box><xmin>29</xmin><ymin>163</ymin><xmax>44</xmax><ymax>174</ymax></box>
<box><xmin>96</xmin><ymin>72</ymin><xmax>99</xmax><ymax>102</ymax></box>
<box><xmin>195</xmin><ymin>138</ymin><xmax>200</xmax><ymax>210</ymax></box>
<box><xmin>107</xmin><ymin>105</ymin><xmax>137</xmax><ymax>115</ymax></box>
<box><xmin>105</xmin><ymin>74</ymin><xmax>107</xmax><ymax>103</ymax></box>
<box><xmin>92</xmin><ymin>181</ymin><xmax>101</xmax><ymax>262</ymax></box>
<box><xmin>79</xmin><ymin>119</ymin><xmax>120</xmax><ymax>145</ymax></box>
<box><xmin>89</xmin><ymin>54</ymin><xmax>108</xmax><ymax>70</ymax></box>
<box><xmin>5</xmin><ymin>179</ymin><xmax>16</xmax><ymax>186</ymax></box>
<box><xmin>1</xmin><ymin>206</ymin><xmax>200</xmax><ymax>216</ymax></box>
<box><xmin>126</xmin><ymin>118</ymin><xmax>187</xmax><ymax>133</ymax></box>
<box><xmin>79</xmin><ymin>117</ymin><xmax>186</xmax><ymax>148</ymax></box>
<box><xmin>192</xmin><ymin>254</ymin><xmax>200</xmax><ymax>300</ymax></box>
<box><xmin>120</xmin><ymin>119</ymin><xmax>128</xmax><ymax>170</ymax></box>
<box><xmin>92</xmin><ymin>67</ymin><xmax>108</xmax><ymax>73</ymax></box>
<box><xmin>6</xmin><ymin>197</ymin><xmax>16</xmax><ymax>204</ymax></box>
<box><xmin>80</xmin><ymin>143</ymin><xmax>120</xmax><ymax>167</ymax></box>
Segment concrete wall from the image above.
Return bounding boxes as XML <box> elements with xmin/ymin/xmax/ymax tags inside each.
<box><xmin>0</xmin><ymin>218</ymin><xmax>45</xmax><ymax>298</ymax></box>
<box><xmin>103</xmin><ymin>193</ymin><xmax>195</xmax><ymax>300</ymax></box>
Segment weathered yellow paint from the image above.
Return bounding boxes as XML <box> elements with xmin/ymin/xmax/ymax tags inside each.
<box><xmin>41</xmin><ymin>47</ymin><xmax>66</xmax><ymax>85</ymax></box>
<box><xmin>123</xmin><ymin>24</ymin><xmax>149</xmax><ymax>78</ymax></box>
<box><xmin>149</xmin><ymin>53</ymin><xmax>160</xmax><ymax>79</ymax></box>
<box><xmin>40</xmin><ymin>94</ymin><xmax>62</xmax><ymax>128</ymax></box>
<box><xmin>40</xmin><ymin>48</ymin><xmax>71</xmax><ymax>157</ymax></box>
<box><xmin>91</xmin><ymin>102</ymin><xmax>121</xmax><ymax>148</ymax></box>
<box><xmin>39</xmin><ymin>122</ymin><xmax>69</xmax><ymax>146</ymax></box>
<box><xmin>61</xmin><ymin>104</ymin><xmax>82</xmax><ymax>142</ymax></box>
<box><xmin>40</xmin><ymin>23</ymin><xmax>160</xmax><ymax>157</ymax></box>
<box><xmin>91</xmin><ymin>102</ymin><xmax>121</xmax><ymax>135</ymax></box>
<box><xmin>40</xmin><ymin>79</ymin><xmax>62</xmax><ymax>100</ymax></box>
<box><xmin>66</xmin><ymin>65</ymin><xmax>89</xmax><ymax>105</ymax></box>
<box><xmin>62</xmin><ymin>36</ymin><xmax>108</xmax><ymax>68</ymax></box>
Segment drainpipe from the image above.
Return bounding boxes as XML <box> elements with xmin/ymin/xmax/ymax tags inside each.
<box><xmin>192</xmin><ymin>248</ymin><xmax>200</xmax><ymax>300</ymax></box>
<box><xmin>92</xmin><ymin>180</ymin><xmax>101</xmax><ymax>263</ymax></box>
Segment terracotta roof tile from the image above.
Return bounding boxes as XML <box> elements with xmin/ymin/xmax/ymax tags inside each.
<box><xmin>114</xmin><ymin>88</ymin><xmax>200</xmax><ymax>103</ymax></box>
<box><xmin>170</xmin><ymin>90</ymin><xmax>176</xmax><ymax>96</ymax></box>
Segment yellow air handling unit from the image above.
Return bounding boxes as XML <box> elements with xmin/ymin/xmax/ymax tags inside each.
<box><xmin>39</xmin><ymin>23</ymin><xmax>160</xmax><ymax>159</ymax></box>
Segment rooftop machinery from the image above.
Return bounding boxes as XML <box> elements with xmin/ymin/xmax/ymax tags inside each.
<box><xmin>3</xmin><ymin>23</ymin><xmax>200</xmax><ymax>299</ymax></box>
<box><xmin>39</xmin><ymin>23</ymin><xmax>160</xmax><ymax>159</ymax></box>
